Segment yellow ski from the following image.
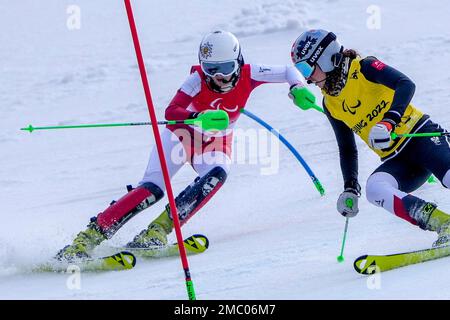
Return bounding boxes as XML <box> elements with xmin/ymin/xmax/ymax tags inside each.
<box><xmin>35</xmin><ymin>251</ymin><xmax>136</xmax><ymax>272</ymax></box>
<box><xmin>119</xmin><ymin>234</ymin><xmax>209</xmax><ymax>258</ymax></box>
<box><xmin>354</xmin><ymin>245</ymin><xmax>450</xmax><ymax>274</ymax></box>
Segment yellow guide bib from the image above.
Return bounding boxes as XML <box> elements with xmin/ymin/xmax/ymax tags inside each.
<box><xmin>323</xmin><ymin>57</ymin><xmax>424</xmax><ymax>159</ymax></box>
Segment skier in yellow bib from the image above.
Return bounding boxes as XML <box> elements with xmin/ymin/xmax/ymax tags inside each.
<box><xmin>289</xmin><ymin>29</ymin><xmax>450</xmax><ymax>247</ymax></box>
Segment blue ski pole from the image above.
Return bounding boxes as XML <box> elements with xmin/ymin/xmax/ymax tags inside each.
<box><xmin>240</xmin><ymin>109</ymin><xmax>325</xmax><ymax>196</ymax></box>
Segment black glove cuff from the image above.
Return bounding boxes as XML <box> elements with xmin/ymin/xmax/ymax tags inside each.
<box><xmin>289</xmin><ymin>83</ymin><xmax>303</xmax><ymax>90</ymax></box>
<box><xmin>344</xmin><ymin>180</ymin><xmax>361</xmax><ymax>196</ymax></box>
<box><xmin>382</xmin><ymin>111</ymin><xmax>401</xmax><ymax>126</ymax></box>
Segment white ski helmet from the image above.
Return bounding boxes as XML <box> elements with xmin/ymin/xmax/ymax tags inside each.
<box><xmin>291</xmin><ymin>29</ymin><xmax>343</xmax><ymax>78</ymax></box>
<box><xmin>198</xmin><ymin>30</ymin><xmax>244</xmax><ymax>79</ymax></box>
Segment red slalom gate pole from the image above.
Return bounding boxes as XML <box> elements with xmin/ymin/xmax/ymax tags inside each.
<box><xmin>124</xmin><ymin>0</ymin><xmax>196</xmax><ymax>300</ymax></box>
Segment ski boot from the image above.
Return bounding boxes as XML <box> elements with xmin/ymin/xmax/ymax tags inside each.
<box><xmin>433</xmin><ymin>217</ymin><xmax>450</xmax><ymax>248</ymax></box>
<box><xmin>126</xmin><ymin>209</ymin><xmax>173</xmax><ymax>248</ymax></box>
<box><xmin>55</xmin><ymin>219</ymin><xmax>107</xmax><ymax>261</ymax></box>
<box><xmin>402</xmin><ymin>196</ymin><xmax>450</xmax><ymax>247</ymax></box>
<box><xmin>419</xmin><ymin>204</ymin><xmax>450</xmax><ymax>247</ymax></box>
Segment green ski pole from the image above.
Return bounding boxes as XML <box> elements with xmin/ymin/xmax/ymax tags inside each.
<box><xmin>337</xmin><ymin>217</ymin><xmax>350</xmax><ymax>263</ymax></box>
<box><xmin>299</xmin><ymin>100</ymin><xmax>324</xmax><ymax>113</ymax></box>
<box><xmin>337</xmin><ymin>197</ymin><xmax>354</xmax><ymax>263</ymax></box>
<box><xmin>391</xmin><ymin>132</ymin><xmax>450</xmax><ymax>139</ymax></box>
<box><xmin>22</xmin><ymin>121</ymin><xmax>159</xmax><ymax>132</ymax></box>
<box><xmin>21</xmin><ymin>110</ymin><xmax>229</xmax><ymax>133</ymax></box>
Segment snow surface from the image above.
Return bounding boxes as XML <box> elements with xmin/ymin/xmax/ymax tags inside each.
<box><xmin>2</xmin><ymin>0</ymin><xmax>450</xmax><ymax>299</ymax></box>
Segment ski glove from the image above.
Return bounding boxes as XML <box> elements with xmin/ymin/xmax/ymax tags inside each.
<box><xmin>368</xmin><ymin>120</ymin><xmax>394</xmax><ymax>149</ymax></box>
<box><xmin>337</xmin><ymin>181</ymin><xmax>361</xmax><ymax>218</ymax></box>
<box><xmin>288</xmin><ymin>84</ymin><xmax>323</xmax><ymax>113</ymax></box>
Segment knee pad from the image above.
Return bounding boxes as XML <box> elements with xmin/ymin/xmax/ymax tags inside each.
<box><xmin>366</xmin><ymin>172</ymin><xmax>398</xmax><ymax>206</ymax></box>
<box><xmin>141</xmin><ymin>182</ymin><xmax>165</xmax><ymax>201</ymax></box>
<box><xmin>365</xmin><ymin>172</ymin><xmax>406</xmax><ymax>215</ymax></box>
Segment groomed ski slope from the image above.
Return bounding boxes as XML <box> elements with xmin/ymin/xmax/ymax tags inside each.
<box><xmin>2</xmin><ymin>0</ymin><xmax>450</xmax><ymax>299</ymax></box>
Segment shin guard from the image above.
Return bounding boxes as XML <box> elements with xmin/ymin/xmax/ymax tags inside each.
<box><xmin>396</xmin><ymin>195</ymin><xmax>439</xmax><ymax>230</ymax></box>
<box><xmin>166</xmin><ymin>166</ymin><xmax>227</xmax><ymax>226</ymax></box>
<box><xmin>96</xmin><ymin>182</ymin><xmax>164</xmax><ymax>238</ymax></box>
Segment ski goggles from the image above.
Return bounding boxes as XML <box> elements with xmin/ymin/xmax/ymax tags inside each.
<box><xmin>295</xmin><ymin>60</ymin><xmax>316</xmax><ymax>79</ymax></box>
<box><xmin>201</xmin><ymin>60</ymin><xmax>238</xmax><ymax>77</ymax></box>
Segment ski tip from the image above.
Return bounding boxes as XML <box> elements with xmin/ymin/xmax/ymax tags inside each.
<box><xmin>353</xmin><ymin>255</ymin><xmax>368</xmax><ymax>274</ymax></box>
<box><xmin>184</xmin><ymin>234</ymin><xmax>209</xmax><ymax>253</ymax></box>
<box><xmin>111</xmin><ymin>251</ymin><xmax>137</xmax><ymax>269</ymax></box>
<box><xmin>191</xmin><ymin>234</ymin><xmax>209</xmax><ymax>249</ymax></box>
<box><xmin>34</xmin><ymin>251</ymin><xmax>137</xmax><ymax>273</ymax></box>
<box><xmin>353</xmin><ymin>255</ymin><xmax>378</xmax><ymax>275</ymax></box>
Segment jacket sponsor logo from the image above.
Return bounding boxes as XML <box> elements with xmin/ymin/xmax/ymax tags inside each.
<box><xmin>342</xmin><ymin>99</ymin><xmax>362</xmax><ymax>115</ymax></box>
<box><xmin>371</xmin><ymin>60</ymin><xmax>386</xmax><ymax>71</ymax></box>
<box><xmin>375</xmin><ymin>199</ymin><xmax>385</xmax><ymax>207</ymax></box>
<box><xmin>210</xmin><ymin>98</ymin><xmax>239</xmax><ymax>112</ymax></box>
<box><xmin>431</xmin><ymin>136</ymin><xmax>441</xmax><ymax>146</ymax></box>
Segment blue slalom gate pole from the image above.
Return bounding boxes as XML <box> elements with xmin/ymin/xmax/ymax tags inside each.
<box><xmin>240</xmin><ymin>109</ymin><xmax>325</xmax><ymax>196</ymax></box>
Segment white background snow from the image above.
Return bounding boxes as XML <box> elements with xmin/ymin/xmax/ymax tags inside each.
<box><xmin>2</xmin><ymin>0</ymin><xmax>450</xmax><ymax>299</ymax></box>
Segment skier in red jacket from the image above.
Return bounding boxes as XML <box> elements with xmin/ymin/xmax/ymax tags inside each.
<box><xmin>56</xmin><ymin>30</ymin><xmax>314</xmax><ymax>261</ymax></box>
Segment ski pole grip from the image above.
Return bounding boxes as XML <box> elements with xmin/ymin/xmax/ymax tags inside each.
<box><xmin>189</xmin><ymin>110</ymin><xmax>230</xmax><ymax>131</ymax></box>
<box><xmin>290</xmin><ymin>86</ymin><xmax>324</xmax><ymax>113</ymax></box>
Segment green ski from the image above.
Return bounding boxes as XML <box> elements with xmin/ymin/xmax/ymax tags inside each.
<box><xmin>354</xmin><ymin>244</ymin><xmax>450</xmax><ymax>274</ymax></box>
<box><xmin>35</xmin><ymin>251</ymin><xmax>136</xmax><ymax>272</ymax></box>
<box><xmin>118</xmin><ymin>234</ymin><xmax>209</xmax><ymax>258</ymax></box>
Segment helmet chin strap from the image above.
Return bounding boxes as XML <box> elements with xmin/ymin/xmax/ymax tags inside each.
<box><xmin>206</xmin><ymin>76</ymin><xmax>233</xmax><ymax>93</ymax></box>
<box><xmin>219</xmin><ymin>77</ymin><xmax>233</xmax><ymax>84</ymax></box>
<box><xmin>206</xmin><ymin>68</ymin><xmax>241</xmax><ymax>93</ymax></box>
